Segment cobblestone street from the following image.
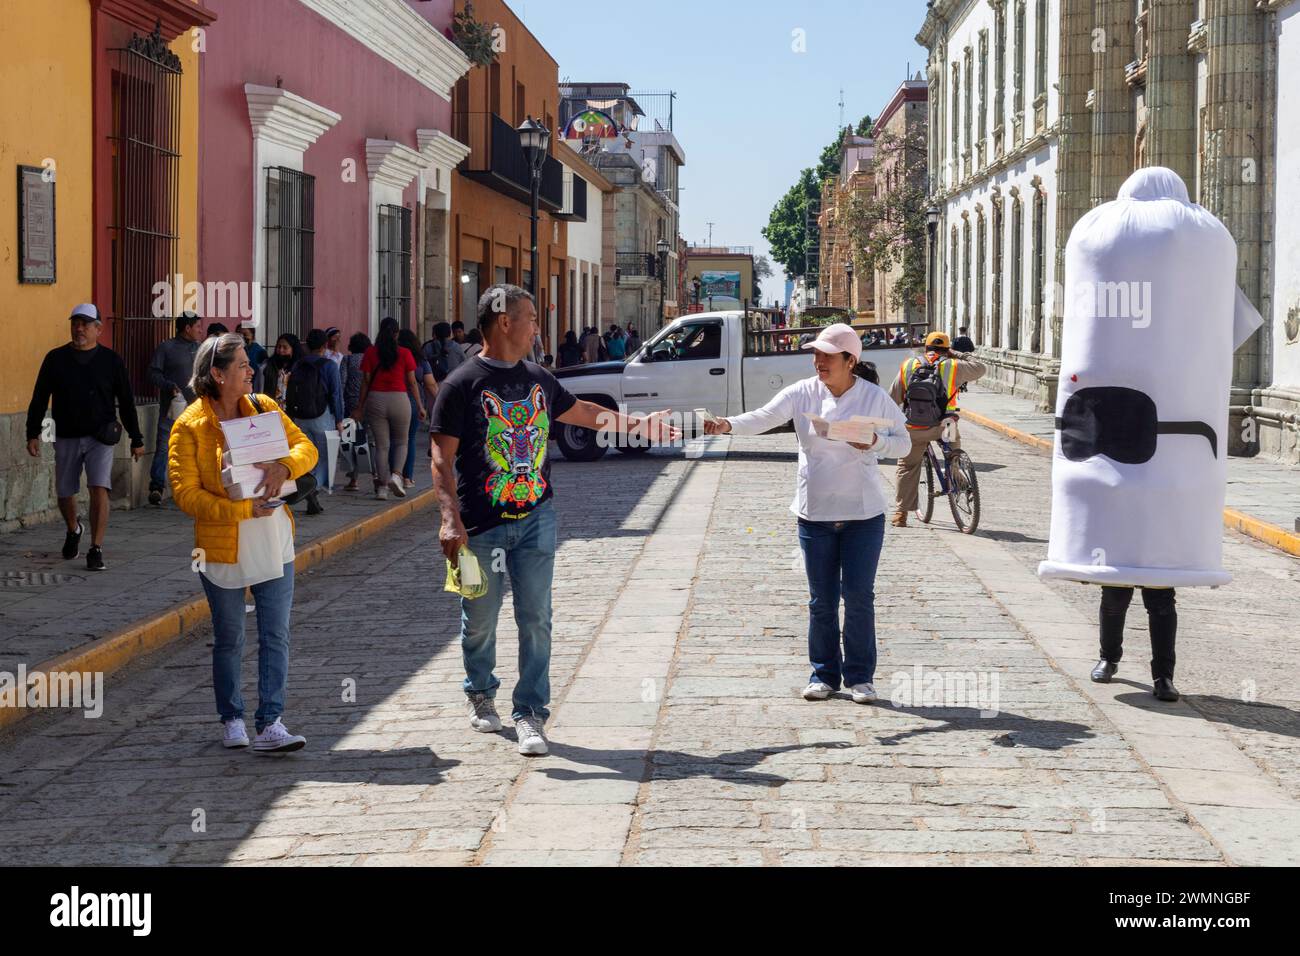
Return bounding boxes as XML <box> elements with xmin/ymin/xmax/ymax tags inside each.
<box><xmin>1</xmin><ymin>423</ymin><xmax>1297</xmax><ymax>866</ymax></box>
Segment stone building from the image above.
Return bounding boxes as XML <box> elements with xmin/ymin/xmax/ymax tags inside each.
<box><xmin>870</xmin><ymin>77</ymin><xmax>930</xmax><ymax>328</ymax></box>
<box><xmin>919</xmin><ymin>0</ymin><xmax>1295</xmax><ymax>463</ymax></box>
<box><xmin>918</xmin><ymin>0</ymin><xmax>1061</xmax><ymax>406</ymax></box>
<box><xmin>817</xmin><ymin>131</ymin><xmax>876</xmax><ymax>314</ymax></box>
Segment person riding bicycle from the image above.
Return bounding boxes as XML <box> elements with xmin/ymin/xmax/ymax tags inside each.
<box><xmin>888</xmin><ymin>331</ymin><xmax>986</xmax><ymax>527</ymax></box>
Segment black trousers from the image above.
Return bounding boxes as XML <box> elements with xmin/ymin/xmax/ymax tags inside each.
<box><xmin>1099</xmin><ymin>586</ymin><xmax>1177</xmax><ymax>681</ymax></box>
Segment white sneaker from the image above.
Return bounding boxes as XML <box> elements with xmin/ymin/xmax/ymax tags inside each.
<box><xmin>467</xmin><ymin>693</ymin><xmax>502</xmax><ymax>733</ymax></box>
<box><xmin>850</xmin><ymin>682</ymin><xmax>878</xmax><ymax>704</ymax></box>
<box><xmin>222</xmin><ymin>718</ymin><xmax>249</xmax><ymax>748</ymax></box>
<box><xmin>252</xmin><ymin>718</ymin><xmax>306</xmax><ymax>754</ymax></box>
<box><xmin>802</xmin><ymin>681</ymin><xmax>834</xmax><ymax>701</ymax></box>
<box><xmin>515</xmin><ymin>715</ymin><xmax>548</xmax><ymax>755</ymax></box>
<box><xmin>389</xmin><ymin>473</ymin><xmax>407</xmax><ymax>498</ymax></box>
<box><xmin>375</xmin><ymin>485</ymin><xmax>389</xmax><ymax>501</ymax></box>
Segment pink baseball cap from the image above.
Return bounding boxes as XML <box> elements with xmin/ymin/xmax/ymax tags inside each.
<box><xmin>800</xmin><ymin>322</ymin><xmax>862</xmax><ymax>361</ymax></box>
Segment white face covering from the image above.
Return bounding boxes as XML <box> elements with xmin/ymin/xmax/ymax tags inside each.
<box><xmin>1038</xmin><ymin>167</ymin><xmax>1262</xmax><ymax>588</ymax></box>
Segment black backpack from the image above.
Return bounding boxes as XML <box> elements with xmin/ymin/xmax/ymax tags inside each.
<box><xmin>903</xmin><ymin>360</ymin><xmax>951</xmax><ymax>428</ymax></box>
<box><xmin>424</xmin><ymin>339</ymin><xmax>451</xmax><ymax>381</ymax></box>
<box><xmin>285</xmin><ymin>356</ymin><xmax>329</xmax><ymax>419</ymax></box>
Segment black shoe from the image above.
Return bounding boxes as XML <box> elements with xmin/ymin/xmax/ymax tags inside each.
<box><xmin>148</xmin><ymin>488</ymin><xmax>163</xmax><ymax>506</ymax></box>
<box><xmin>1153</xmin><ymin>677</ymin><xmax>1180</xmax><ymax>702</ymax></box>
<box><xmin>86</xmin><ymin>546</ymin><xmax>105</xmax><ymax>572</ymax></box>
<box><xmin>305</xmin><ymin>491</ymin><xmax>324</xmax><ymax>516</ymax></box>
<box><xmin>62</xmin><ymin>521</ymin><xmax>83</xmax><ymax>560</ymax></box>
<box><xmin>1090</xmin><ymin>659</ymin><xmax>1118</xmax><ymax>683</ymax></box>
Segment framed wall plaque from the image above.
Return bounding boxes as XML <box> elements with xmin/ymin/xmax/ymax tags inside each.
<box><xmin>18</xmin><ymin>165</ymin><xmax>56</xmax><ymax>284</ymax></box>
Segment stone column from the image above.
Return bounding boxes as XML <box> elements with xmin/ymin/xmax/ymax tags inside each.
<box><xmin>1054</xmin><ymin>0</ymin><xmax>1096</xmax><ymax>362</ymax></box>
<box><xmin>1202</xmin><ymin>0</ymin><xmax>1269</xmax><ymax>393</ymax></box>
<box><xmin>1144</xmin><ymin>0</ymin><xmax>1197</xmax><ymax>182</ymax></box>
<box><xmin>1090</xmin><ymin>0</ymin><xmax>1136</xmax><ymax>206</ymax></box>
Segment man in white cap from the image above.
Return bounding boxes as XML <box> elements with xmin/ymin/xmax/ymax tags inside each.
<box><xmin>704</xmin><ymin>323</ymin><xmax>910</xmax><ymax>703</ymax></box>
<box><xmin>26</xmin><ymin>303</ymin><xmax>144</xmax><ymax>571</ymax></box>
<box><xmin>888</xmin><ymin>331</ymin><xmax>987</xmax><ymax>527</ymax></box>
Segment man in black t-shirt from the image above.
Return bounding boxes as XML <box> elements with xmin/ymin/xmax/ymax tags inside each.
<box><xmin>430</xmin><ymin>285</ymin><xmax>680</xmax><ymax>756</ymax></box>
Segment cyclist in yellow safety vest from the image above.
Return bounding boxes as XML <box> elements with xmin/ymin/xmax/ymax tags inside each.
<box><xmin>887</xmin><ymin>331</ymin><xmax>987</xmax><ymax>527</ymax></box>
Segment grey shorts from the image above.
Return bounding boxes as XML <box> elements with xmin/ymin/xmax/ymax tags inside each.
<box><xmin>54</xmin><ymin>437</ymin><xmax>114</xmax><ymax>498</ymax></box>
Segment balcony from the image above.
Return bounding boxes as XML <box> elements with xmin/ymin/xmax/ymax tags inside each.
<box><xmin>616</xmin><ymin>252</ymin><xmax>658</xmax><ymax>284</ymax></box>
<box><xmin>453</xmin><ymin>111</ymin><xmax>563</xmax><ymax>210</ymax></box>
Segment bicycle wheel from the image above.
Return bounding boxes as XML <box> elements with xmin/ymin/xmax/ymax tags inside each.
<box><xmin>947</xmin><ymin>450</ymin><xmax>980</xmax><ymax>534</ymax></box>
<box><xmin>914</xmin><ymin>452</ymin><xmax>935</xmax><ymax>524</ymax></box>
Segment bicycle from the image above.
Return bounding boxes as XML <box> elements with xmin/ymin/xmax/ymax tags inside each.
<box><xmin>913</xmin><ymin>420</ymin><xmax>980</xmax><ymax>534</ymax></box>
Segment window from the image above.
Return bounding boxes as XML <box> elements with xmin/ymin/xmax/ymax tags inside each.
<box><xmin>950</xmin><ymin>63</ymin><xmax>961</xmax><ymax>177</ymax></box>
<box><xmin>1009</xmin><ymin>194</ymin><xmax>1023</xmax><ymax>350</ymax></box>
<box><xmin>264</xmin><ymin>167</ymin><xmax>316</xmax><ymax>346</ymax></box>
<box><xmin>1013</xmin><ymin>1</ymin><xmax>1026</xmax><ymax>138</ymax></box>
<box><xmin>949</xmin><ymin>226</ymin><xmax>959</xmax><ymax>328</ymax></box>
<box><xmin>963</xmin><ymin>46</ymin><xmax>973</xmax><ymax>160</ymax></box>
<box><xmin>377</xmin><ymin>204</ymin><xmax>411</xmax><ymax>324</ymax></box>
<box><xmin>978</xmin><ymin>31</ymin><xmax>989</xmax><ymax>154</ymax></box>
<box><xmin>568</xmin><ymin>267</ymin><xmax>576</xmax><ymax>331</ymax></box>
<box><xmin>648</xmin><ymin>320</ymin><xmax>722</xmax><ymax>361</ymax></box>
<box><xmin>991</xmin><ymin>199</ymin><xmax>1003</xmax><ymax>348</ymax></box>
<box><xmin>994</xmin><ymin>3</ymin><xmax>1007</xmax><ymax>151</ymax></box>
<box><xmin>1032</xmin><ymin>187</ymin><xmax>1046</xmax><ymax>353</ymax></box>
<box><xmin>109</xmin><ymin>26</ymin><xmax>182</xmax><ymax>401</ymax></box>
<box><xmin>962</xmin><ymin>216</ymin><xmax>972</xmax><ymax>328</ymax></box>
<box><xmin>1035</xmin><ymin>0</ymin><xmax>1048</xmax><ymax>100</ymax></box>
<box><xmin>976</xmin><ymin>212</ymin><xmax>987</xmax><ymax>344</ymax></box>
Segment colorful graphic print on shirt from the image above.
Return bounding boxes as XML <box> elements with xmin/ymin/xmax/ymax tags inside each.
<box><xmin>482</xmin><ymin>384</ymin><xmax>550</xmax><ymax>510</ymax></box>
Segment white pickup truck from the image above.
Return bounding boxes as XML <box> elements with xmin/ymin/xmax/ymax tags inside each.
<box><xmin>551</xmin><ymin>310</ymin><xmax>925</xmax><ymax>460</ymax></box>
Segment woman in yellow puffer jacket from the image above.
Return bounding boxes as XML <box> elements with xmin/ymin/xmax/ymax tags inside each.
<box><xmin>169</xmin><ymin>332</ymin><xmax>318</xmax><ymax>754</ymax></box>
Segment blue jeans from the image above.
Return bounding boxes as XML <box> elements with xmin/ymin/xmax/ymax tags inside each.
<box><xmin>297</xmin><ymin>411</ymin><xmax>335</xmax><ymax>491</ymax></box>
<box><xmin>460</xmin><ymin>499</ymin><xmax>556</xmax><ymax>721</ymax></box>
<box><xmin>149</xmin><ymin>412</ymin><xmax>176</xmax><ymax>492</ymax></box>
<box><xmin>797</xmin><ymin>513</ymin><xmax>885</xmax><ymax>689</ymax></box>
<box><xmin>201</xmin><ymin>563</ymin><xmax>295</xmax><ymax>732</ymax></box>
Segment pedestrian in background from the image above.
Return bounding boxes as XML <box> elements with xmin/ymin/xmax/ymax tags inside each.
<box><xmin>558</xmin><ymin>330</ymin><xmax>582</xmax><ymax>368</ymax></box>
<box><xmin>170</xmin><ymin>332</ymin><xmax>317</xmax><ymax>753</ymax></box>
<box><xmin>285</xmin><ymin>328</ymin><xmax>343</xmax><ymax>514</ymax></box>
<box><xmin>357</xmin><ymin>317</ymin><xmax>421</xmax><ymax>500</ymax></box>
<box><xmin>268</xmin><ymin>333</ymin><xmax>303</xmax><ymax>406</ymax></box>
<box><xmin>146</xmin><ymin>310</ymin><xmax>203</xmax><ymax>505</ymax></box>
<box><xmin>240</xmin><ymin>325</ymin><xmax>268</xmax><ymax>395</ymax></box>
<box><xmin>323</xmin><ymin>327</ymin><xmax>344</xmax><ymax>367</ymax></box>
<box><xmin>341</xmin><ymin>331</ymin><xmax>371</xmax><ymax>493</ymax></box>
<box><xmin>606</xmin><ymin>325</ymin><xmax>627</xmax><ymax>360</ymax></box>
<box><xmin>25</xmin><ymin>303</ymin><xmax>145</xmax><ymax>572</ymax></box>
<box><xmin>582</xmin><ymin>326</ymin><xmax>600</xmax><ymax>364</ymax></box>
<box><xmin>398</xmin><ymin>328</ymin><xmax>436</xmax><ymax>489</ymax></box>
<box><xmin>625</xmin><ymin>327</ymin><xmax>642</xmax><ymax>357</ymax></box>
<box><xmin>704</xmin><ymin>324</ymin><xmax>910</xmax><ymax>704</ymax></box>
<box><xmin>463</xmin><ymin>327</ymin><xmax>484</xmax><ymax>359</ymax></box>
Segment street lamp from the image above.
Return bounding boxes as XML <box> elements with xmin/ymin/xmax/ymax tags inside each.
<box><xmin>925</xmin><ymin>205</ymin><xmax>940</xmax><ymax>328</ymax></box>
<box><xmin>656</xmin><ymin>237</ymin><xmax>670</xmax><ymax>326</ymax></box>
<box><xmin>517</xmin><ymin>116</ymin><xmax>551</xmax><ymax>299</ymax></box>
<box><xmin>845</xmin><ymin>257</ymin><xmax>854</xmax><ymax>314</ymax></box>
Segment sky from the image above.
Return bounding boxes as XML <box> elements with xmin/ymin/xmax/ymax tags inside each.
<box><xmin>507</xmin><ymin>0</ymin><xmax>929</xmax><ymax>306</ymax></box>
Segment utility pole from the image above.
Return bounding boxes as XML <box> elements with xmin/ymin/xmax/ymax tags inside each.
<box><xmin>706</xmin><ymin>222</ymin><xmax>715</xmax><ymax>247</ymax></box>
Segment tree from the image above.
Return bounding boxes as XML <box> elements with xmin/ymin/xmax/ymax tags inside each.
<box><xmin>840</xmin><ymin>127</ymin><xmax>929</xmax><ymax>315</ymax></box>
<box><xmin>761</xmin><ymin>168</ymin><xmax>820</xmax><ymax>279</ymax></box>
<box><xmin>855</xmin><ymin>113</ymin><xmax>875</xmax><ymax>137</ymax></box>
<box><xmin>752</xmin><ymin>254</ymin><xmax>774</xmax><ymax>301</ymax></box>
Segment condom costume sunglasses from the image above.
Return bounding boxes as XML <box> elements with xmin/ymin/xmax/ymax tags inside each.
<box><xmin>1054</xmin><ymin>386</ymin><xmax>1218</xmax><ymax>464</ymax></box>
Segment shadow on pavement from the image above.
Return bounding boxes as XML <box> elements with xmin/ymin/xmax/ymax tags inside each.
<box><xmin>870</xmin><ymin>704</ymin><xmax>1096</xmax><ymax>750</ymax></box>
<box><xmin>536</xmin><ymin>740</ymin><xmax>853</xmax><ymax>786</ymax></box>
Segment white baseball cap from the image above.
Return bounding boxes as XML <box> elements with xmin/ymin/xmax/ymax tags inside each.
<box><xmin>69</xmin><ymin>303</ymin><xmax>101</xmax><ymax>323</ymax></box>
<box><xmin>800</xmin><ymin>322</ymin><xmax>862</xmax><ymax>361</ymax></box>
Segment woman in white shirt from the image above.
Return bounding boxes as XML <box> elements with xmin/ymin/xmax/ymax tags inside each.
<box><xmin>705</xmin><ymin>323</ymin><xmax>910</xmax><ymax>703</ymax></box>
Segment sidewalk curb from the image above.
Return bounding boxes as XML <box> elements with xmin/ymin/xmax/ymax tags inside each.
<box><xmin>962</xmin><ymin>408</ymin><xmax>1300</xmax><ymax>559</ymax></box>
<box><xmin>0</xmin><ymin>488</ymin><xmax>437</xmax><ymax>732</ymax></box>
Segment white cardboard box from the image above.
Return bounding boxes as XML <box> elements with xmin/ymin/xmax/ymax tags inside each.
<box><xmin>224</xmin><ymin>477</ymin><xmax>298</xmax><ymax>501</ymax></box>
<box><xmin>220</xmin><ymin>412</ymin><xmax>290</xmax><ymax>467</ymax></box>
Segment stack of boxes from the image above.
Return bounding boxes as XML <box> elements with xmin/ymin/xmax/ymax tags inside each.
<box><xmin>219</xmin><ymin>411</ymin><xmax>297</xmax><ymax>500</ymax></box>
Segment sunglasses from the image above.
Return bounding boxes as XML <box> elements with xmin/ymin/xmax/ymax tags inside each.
<box><xmin>1055</xmin><ymin>386</ymin><xmax>1217</xmax><ymax>464</ymax></box>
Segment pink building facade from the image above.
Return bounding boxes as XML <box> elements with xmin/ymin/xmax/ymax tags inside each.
<box><xmin>198</xmin><ymin>0</ymin><xmax>472</xmax><ymax>345</ymax></box>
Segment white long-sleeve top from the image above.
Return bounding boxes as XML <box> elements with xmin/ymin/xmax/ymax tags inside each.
<box><xmin>726</xmin><ymin>375</ymin><xmax>911</xmax><ymax>522</ymax></box>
